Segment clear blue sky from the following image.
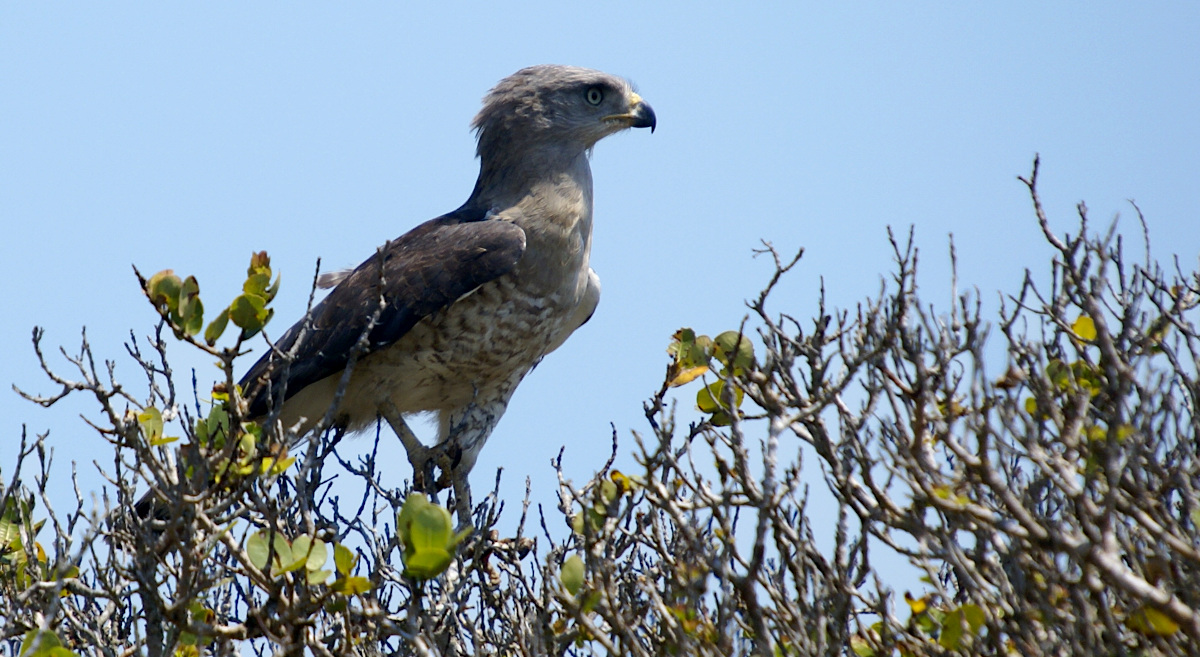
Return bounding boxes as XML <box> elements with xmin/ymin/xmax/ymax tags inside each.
<box><xmin>3</xmin><ymin>4</ymin><xmax>1198</xmax><ymax>589</ymax></box>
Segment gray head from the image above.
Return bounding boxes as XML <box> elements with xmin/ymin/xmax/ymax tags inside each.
<box><xmin>472</xmin><ymin>65</ymin><xmax>655</xmax><ymax>164</ymax></box>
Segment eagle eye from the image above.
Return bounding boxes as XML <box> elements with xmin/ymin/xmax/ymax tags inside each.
<box><xmin>585</xmin><ymin>87</ymin><xmax>604</xmax><ymax>106</ymax></box>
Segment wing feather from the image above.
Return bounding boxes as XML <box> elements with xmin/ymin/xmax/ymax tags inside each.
<box><xmin>239</xmin><ymin>208</ymin><xmax>526</xmax><ymax>417</ymax></box>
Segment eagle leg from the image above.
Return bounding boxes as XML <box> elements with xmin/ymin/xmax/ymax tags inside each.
<box><xmin>380</xmin><ymin>402</ymin><xmax>471</xmax><ymax>525</ymax></box>
<box><xmin>449</xmin><ymin>475</ymin><xmax>472</xmax><ymax>529</ymax></box>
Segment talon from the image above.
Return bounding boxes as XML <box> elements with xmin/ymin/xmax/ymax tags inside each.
<box><xmin>406</xmin><ymin>442</ymin><xmax>461</xmax><ymax>494</ymax></box>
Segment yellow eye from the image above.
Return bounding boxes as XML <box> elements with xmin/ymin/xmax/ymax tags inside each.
<box><xmin>585</xmin><ymin>87</ymin><xmax>604</xmax><ymax>106</ymax></box>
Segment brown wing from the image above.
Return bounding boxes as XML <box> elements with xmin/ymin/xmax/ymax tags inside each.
<box><xmin>239</xmin><ymin>206</ymin><xmax>526</xmax><ymax>417</ymax></box>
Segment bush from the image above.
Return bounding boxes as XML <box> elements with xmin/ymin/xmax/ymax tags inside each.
<box><xmin>3</xmin><ymin>158</ymin><xmax>1198</xmax><ymax>656</ymax></box>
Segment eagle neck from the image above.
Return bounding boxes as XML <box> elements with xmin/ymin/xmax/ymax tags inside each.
<box><xmin>466</xmin><ymin>147</ymin><xmax>593</xmax><ymax>297</ymax></box>
<box><xmin>467</xmin><ymin>140</ymin><xmax>592</xmax><ymax>209</ymax></box>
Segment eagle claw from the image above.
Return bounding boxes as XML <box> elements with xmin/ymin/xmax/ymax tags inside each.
<box><xmin>408</xmin><ymin>443</ymin><xmax>460</xmax><ymax>494</ymax></box>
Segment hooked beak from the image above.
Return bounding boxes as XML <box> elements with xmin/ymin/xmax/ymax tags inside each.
<box><xmin>628</xmin><ymin>93</ymin><xmax>657</xmax><ymax>133</ymax></box>
<box><xmin>606</xmin><ymin>92</ymin><xmax>657</xmax><ymax>133</ymax></box>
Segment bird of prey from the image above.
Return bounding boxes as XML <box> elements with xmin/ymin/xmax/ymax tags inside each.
<box><xmin>238</xmin><ymin>65</ymin><xmax>655</xmax><ymax>494</ymax></box>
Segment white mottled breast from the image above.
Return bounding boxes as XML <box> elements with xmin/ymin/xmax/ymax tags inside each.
<box><xmin>279</xmin><ymin>159</ymin><xmax>597</xmax><ymax>436</ymax></box>
<box><xmin>358</xmin><ymin>271</ymin><xmax>580</xmax><ymax>414</ymax></box>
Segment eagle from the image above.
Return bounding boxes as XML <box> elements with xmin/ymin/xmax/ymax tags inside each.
<box><xmin>238</xmin><ymin>65</ymin><xmax>655</xmax><ymax>499</ymax></box>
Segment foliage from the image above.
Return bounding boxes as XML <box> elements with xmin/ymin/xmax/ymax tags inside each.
<box><xmin>3</xmin><ymin>159</ymin><xmax>1199</xmax><ymax>655</ymax></box>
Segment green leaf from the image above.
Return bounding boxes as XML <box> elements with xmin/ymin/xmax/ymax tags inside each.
<box><xmin>246</xmin><ymin>530</ymin><xmax>291</xmax><ymax>576</ymax></box>
<box><xmin>334</xmin><ymin>543</ymin><xmax>356</xmax><ymax>576</ymax></box>
<box><xmin>19</xmin><ymin>630</ymin><xmax>74</xmax><ymax>657</ymax></box>
<box><xmin>1126</xmin><ymin>605</ymin><xmax>1180</xmax><ymax>636</ymax></box>
<box><xmin>931</xmin><ymin>484</ymin><xmax>970</xmax><ymax>506</ymax></box>
<box><xmin>396</xmin><ymin>493</ymin><xmax>468</xmax><ymax>580</ymax></box>
<box><xmin>331</xmin><ymin>575</ymin><xmax>372</xmax><ymax>595</ymax></box>
<box><xmin>0</xmin><ymin>511</ymin><xmax>19</xmax><ymax>548</ymax></box>
<box><xmin>938</xmin><ymin>604</ymin><xmax>984</xmax><ymax>649</ymax></box>
<box><xmin>264</xmin><ymin>274</ymin><xmax>281</xmax><ymax>303</ymax></box>
<box><xmin>291</xmin><ymin>535</ymin><xmax>328</xmax><ymax>573</ymax></box>
<box><xmin>1046</xmin><ymin>359</ymin><xmax>1070</xmax><ymax>390</ymax></box>
<box><xmin>561</xmin><ymin>554</ymin><xmax>584</xmax><ymax>596</ymax></box>
<box><xmin>180</xmin><ymin>602</ymin><xmax>215</xmax><ymax>647</ymax></box>
<box><xmin>201</xmin><ymin>405</ymin><xmax>230</xmax><ymax>449</ymax></box>
<box><xmin>609</xmin><ymin>470</ymin><xmax>639</xmax><ymax>493</ymax></box>
<box><xmin>204</xmin><ymin>308</ymin><xmax>230</xmax><ymax>346</ymax></box>
<box><xmin>666</xmin><ymin>328</ymin><xmax>713</xmax><ymax>387</ymax></box>
<box><xmin>245</xmin><ymin>530</ymin><xmax>269</xmax><ymax>571</ymax></box>
<box><xmin>1071</xmin><ymin>314</ymin><xmax>1097</xmax><ymax>341</ymax></box>
<box><xmin>137</xmin><ymin>406</ymin><xmax>164</xmax><ymax>445</ymax></box>
<box><xmin>961</xmin><ymin>604</ymin><xmax>985</xmax><ymax>633</ymax></box>
<box><xmin>849</xmin><ymin>635</ymin><xmax>876</xmax><ymax>657</ymax></box>
<box><xmin>1047</xmin><ymin>357</ymin><xmax>1103</xmax><ymax>396</ymax></box>
<box><xmin>697</xmin><ymin>380</ymin><xmax>743</xmax><ymax>413</ymax></box>
<box><xmin>229</xmin><ymin>293</ymin><xmax>268</xmax><ymax>334</ymax></box>
<box><xmin>243</xmin><ymin>272</ymin><xmax>272</xmax><ymax>299</ymax></box>
<box><xmin>665</xmin><ymin>328</ymin><xmax>694</xmax><ymax>357</ymax></box>
<box><xmin>709</xmin><ymin>410</ymin><xmax>733</xmax><ymax>426</ymax></box>
<box><xmin>6</xmin><ymin>534</ymin><xmax>46</xmax><ymax>588</ymax></box>
<box><xmin>54</xmin><ymin>565</ymin><xmax>80</xmax><ymax>596</ymax></box>
<box><xmin>599</xmin><ymin>479</ymin><xmax>620</xmax><ymax>505</ymax></box>
<box><xmin>1071</xmin><ymin>360</ymin><xmax>1103</xmax><ymax>397</ymax></box>
<box><xmin>324</xmin><ymin>597</ymin><xmax>348</xmax><ymax>613</ymax></box>
<box><xmin>20</xmin><ymin>629</ymin><xmax>61</xmax><ymax>653</ymax></box>
<box><xmin>403</xmin><ymin>510</ymin><xmax>455</xmax><ymax>578</ymax></box>
<box><xmin>215</xmin><ymin>431</ymin><xmax>259</xmax><ymax>481</ymax></box>
<box><xmin>713</xmin><ymin>330</ymin><xmax>755</xmax><ymax>373</ymax></box>
<box><xmin>176</xmin><ymin>276</ymin><xmax>204</xmax><ymax>336</ymax></box>
<box><xmin>395</xmin><ymin>493</ymin><xmax>426</xmax><ymax>540</ymax></box>
<box><xmin>1146</xmin><ymin>315</ymin><xmax>1170</xmax><ymax>349</ymax></box>
<box><xmin>939</xmin><ymin>607</ymin><xmax>966</xmax><ymax>649</ymax></box>
<box><xmin>306</xmin><ymin>569</ymin><xmax>332</xmax><ymax>585</ymax></box>
<box><xmin>243</xmin><ymin>270</ymin><xmax>281</xmax><ymax>304</ymax></box>
<box><xmin>913</xmin><ymin>611</ymin><xmax>938</xmax><ymax>635</ymax></box>
<box><xmin>668</xmin><ymin>364</ymin><xmax>709</xmax><ymax>387</ymax></box>
<box><xmin>279</xmin><ymin>549</ymin><xmax>308</xmax><ymax>574</ymax></box>
<box><xmin>260</xmin><ymin>455</ymin><xmax>296</xmax><ymax>476</ymax></box>
<box><xmin>146</xmin><ymin>270</ymin><xmax>183</xmax><ymax>311</ymax></box>
<box><xmin>193</xmin><ymin>417</ymin><xmax>209</xmax><ymax>445</ymax></box>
